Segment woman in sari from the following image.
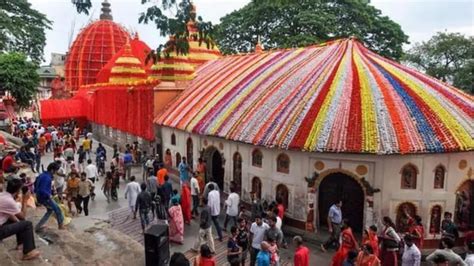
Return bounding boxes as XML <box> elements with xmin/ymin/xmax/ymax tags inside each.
<box><xmin>331</xmin><ymin>219</ymin><xmax>358</xmax><ymax>266</ymax></box>
<box><xmin>196</xmin><ymin>158</ymin><xmax>206</xmax><ymax>194</ymax></box>
<box><xmin>356</xmin><ymin>244</ymin><xmax>381</xmax><ymax>266</ymax></box>
<box><xmin>181</xmin><ymin>184</ymin><xmax>192</xmax><ymax>225</ymax></box>
<box><xmin>409</xmin><ymin>215</ymin><xmax>424</xmax><ymax>249</ymax></box>
<box><xmin>169</xmin><ymin>198</ymin><xmax>184</xmax><ymax>244</ymax></box>
<box><xmin>362</xmin><ymin>226</ymin><xmax>379</xmax><ymax>257</ymax></box>
<box><xmin>379</xmin><ymin>216</ymin><xmax>401</xmax><ymax>266</ymax></box>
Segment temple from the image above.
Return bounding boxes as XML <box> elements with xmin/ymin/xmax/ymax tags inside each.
<box><xmin>40</xmin><ymin>1</ymin><xmax>474</xmax><ymax>245</ymax></box>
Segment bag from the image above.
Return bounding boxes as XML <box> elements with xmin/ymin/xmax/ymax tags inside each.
<box><xmin>155</xmin><ymin>201</ymin><xmax>167</xmax><ymax>220</ymax></box>
<box><xmin>383</xmin><ymin>238</ymin><xmax>399</xmax><ymax>249</ymax></box>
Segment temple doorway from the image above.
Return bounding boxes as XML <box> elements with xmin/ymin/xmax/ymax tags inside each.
<box><xmin>318</xmin><ymin>172</ymin><xmax>365</xmax><ymax>232</ymax></box>
<box><xmin>204</xmin><ymin>146</ymin><xmax>224</xmax><ymax>190</ymax></box>
<box><xmin>455</xmin><ymin>180</ymin><xmax>473</xmax><ymax>231</ymax></box>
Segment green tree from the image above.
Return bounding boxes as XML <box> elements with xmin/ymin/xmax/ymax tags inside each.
<box><xmin>214</xmin><ymin>0</ymin><xmax>409</xmax><ymax>60</ymax></box>
<box><xmin>0</xmin><ymin>53</ymin><xmax>39</xmax><ymax>109</ymax></box>
<box><xmin>0</xmin><ymin>0</ymin><xmax>51</xmax><ymax>64</ymax></box>
<box><xmin>404</xmin><ymin>32</ymin><xmax>473</xmax><ymax>94</ymax></box>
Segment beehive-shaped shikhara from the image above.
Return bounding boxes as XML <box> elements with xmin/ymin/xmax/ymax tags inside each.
<box><xmin>108</xmin><ymin>42</ymin><xmax>148</xmax><ymax>84</ymax></box>
<box><xmin>64</xmin><ymin>0</ymin><xmax>130</xmax><ymax>91</ymax></box>
<box><xmin>186</xmin><ymin>3</ymin><xmax>221</xmax><ymax>67</ymax></box>
<box><xmin>150</xmin><ymin>36</ymin><xmax>196</xmax><ymax>81</ymax></box>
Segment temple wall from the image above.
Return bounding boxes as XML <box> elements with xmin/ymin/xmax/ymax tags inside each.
<box><xmin>91</xmin><ymin>123</ymin><xmax>154</xmax><ymax>155</ymax></box>
<box><xmin>160</xmin><ymin>126</ymin><xmax>473</xmax><ymax>238</ymax></box>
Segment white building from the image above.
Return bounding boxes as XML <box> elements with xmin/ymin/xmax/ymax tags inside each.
<box><xmin>155</xmin><ymin>39</ymin><xmax>474</xmax><ymax>245</ymax></box>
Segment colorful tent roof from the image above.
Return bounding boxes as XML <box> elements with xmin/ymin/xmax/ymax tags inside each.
<box><xmin>96</xmin><ymin>34</ymin><xmax>152</xmax><ymax>83</ymax></box>
<box><xmin>64</xmin><ymin>1</ymin><xmax>130</xmax><ymax>91</ymax></box>
<box><xmin>155</xmin><ymin>39</ymin><xmax>474</xmax><ymax>154</ymax></box>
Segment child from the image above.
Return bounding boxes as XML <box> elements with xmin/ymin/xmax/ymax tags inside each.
<box><xmin>267</xmin><ymin>237</ymin><xmax>280</xmax><ymax>266</ymax></box>
<box><xmin>102</xmin><ymin>172</ymin><xmax>113</xmax><ymax>203</ymax></box>
<box><xmin>24</xmin><ymin>176</ymin><xmax>34</xmax><ymax>194</ymax></box>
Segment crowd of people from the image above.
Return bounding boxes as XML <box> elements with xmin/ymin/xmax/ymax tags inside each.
<box><xmin>318</xmin><ymin>199</ymin><xmax>473</xmax><ymax>265</ymax></box>
<box><xmin>1</xmin><ymin>118</ymin><xmax>473</xmax><ymax>265</ymax></box>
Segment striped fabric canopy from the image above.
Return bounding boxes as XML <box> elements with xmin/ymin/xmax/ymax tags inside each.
<box><xmin>155</xmin><ymin>39</ymin><xmax>474</xmax><ymax>154</ymax></box>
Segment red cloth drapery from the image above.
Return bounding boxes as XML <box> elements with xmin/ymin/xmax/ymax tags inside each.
<box><xmin>39</xmin><ymin>99</ymin><xmax>87</xmax><ymax>127</ymax></box>
<box><xmin>40</xmin><ymin>84</ymin><xmax>155</xmax><ymax>141</ymax></box>
<box><xmin>92</xmin><ymin>85</ymin><xmax>154</xmax><ymax>141</ymax></box>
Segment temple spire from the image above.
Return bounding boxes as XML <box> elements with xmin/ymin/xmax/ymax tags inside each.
<box><xmin>255</xmin><ymin>36</ymin><xmax>263</xmax><ymax>53</ymax></box>
<box><xmin>100</xmin><ymin>0</ymin><xmax>113</xmax><ymax>20</ymax></box>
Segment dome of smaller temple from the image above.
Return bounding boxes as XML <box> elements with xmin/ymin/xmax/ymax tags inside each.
<box><xmin>150</xmin><ymin>37</ymin><xmax>196</xmax><ymax>81</ymax></box>
<box><xmin>96</xmin><ymin>33</ymin><xmax>152</xmax><ymax>83</ymax></box>
<box><xmin>108</xmin><ymin>42</ymin><xmax>148</xmax><ymax>84</ymax></box>
<box><xmin>185</xmin><ymin>3</ymin><xmax>221</xmax><ymax>67</ymax></box>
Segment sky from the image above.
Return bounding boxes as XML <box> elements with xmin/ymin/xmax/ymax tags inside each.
<box><xmin>30</xmin><ymin>0</ymin><xmax>473</xmax><ymax>64</ymax></box>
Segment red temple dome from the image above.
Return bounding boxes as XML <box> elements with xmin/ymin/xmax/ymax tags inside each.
<box><xmin>64</xmin><ymin>0</ymin><xmax>130</xmax><ymax>91</ymax></box>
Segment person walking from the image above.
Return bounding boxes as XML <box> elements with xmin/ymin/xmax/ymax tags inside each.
<box><xmin>321</xmin><ymin>200</ymin><xmax>343</xmax><ymax>252</ymax></box>
<box><xmin>124</xmin><ymin>176</ymin><xmax>141</xmax><ymax>217</ymax></box>
<box><xmin>193</xmin><ymin>198</ymin><xmax>215</xmax><ymax>254</ymax></box>
<box><xmin>181</xmin><ymin>184</ymin><xmax>192</xmax><ymax>225</ymax></box>
<box><xmin>207</xmin><ymin>183</ymin><xmax>223</xmax><ymax>242</ymax></box>
<box><xmin>77</xmin><ymin>145</ymin><xmax>86</xmax><ymax>172</ymax></box>
<box><xmin>82</xmin><ymin>136</ymin><xmax>91</xmax><ymax>159</ymax></box>
<box><xmin>426</xmin><ymin>238</ymin><xmax>466</xmax><ymax>265</ymax></box>
<box><xmin>228</xmin><ymin>226</ymin><xmax>242</xmax><ymax>266</ymax></box>
<box><xmin>169</xmin><ymin>198</ymin><xmax>185</xmax><ymax>244</ymax></box>
<box><xmin>401</xmin><ymin>234</ymin><xmax>421</xmax><ymax>266</ymax></box>
<box><xmin>85</xmin><ymin>159</ymin><xmax>98</xmax><ymax>200</ymax></box>
<box><xmin>102</xmin><ymin>172</ymin><xmax>113</xmax><ymax>203</ymax></box>
<box><xmin>331</xmin><ymin>219</ymin><xmax>359</xmax><ymax>266</ymax></box>
<box><xmin>156</xmin><ymin>163</ymin><xmax>168</xmax><ymax>186</ymax></box>
<box><xmin>34</xmin><ymin>162</ymin><xmax>65</xmax><ymax>232</ymax></box>
<box><xmin>237</xmin><ymin>218</ymin><xmax>249</xmax><ymax>266</ymax></box>
<box><xmin>134</xmin><ymin>182</ymin><xmax>153</xmax><ymax>233</ymax></box>
<box><xmin>162</xmin><ymin>175</ymin><xmax>173</xmax><ymax>209</ymax></box>
<box><xmin>190</xmin><ymin>173</ymin><xmax>200</xmax><ymax>217</ymax></box>
<box><xmin>250</xmin><ymin>215</ymin><xmax>270</xmax><ymax>266</ymax></box>
<box><xmin>256</xmin><ymin>241</ymin><xmax>271</xmax><ymax>266</ymax></box>
<box><xmin>147</xmin><ymin>170</ymin><xmax>158</xmax><ymax>200</ymax></box>
<box><xmin>0</xmin><ymin>178</ymin><xmax>40</xmax><ymax>260</ymax></box>
<box><xmin>379</xmin><ymin>216</ymin><xmax>401</xmax><ymax>266</ymax></box>
<box><xmin>123</xmin><ymin>150</ymin><xmax>133</xmax><ymax>180</ymax></box>
<box><xmin>194</xmin><ymin>244</ymin><xmax>216</xmax><ymax>266</ymax></box>
<box><xmin>356</xmin><ymin>244</ymin><xmax>381</xmax><ymax>266</ymax></box>
<box><xmin>178</xmin><ymin>156</ymin><xmax>190</xmax><ymax>186</ymax></box>
<box><xmin>293</xmin><ymin>236</ymin><xmax>309</xmax><ymax>266</ymax></box>
<box><xmin>76</xmin><ymin>173</ymin><xmax>93</xmax><ymax>216</ymax></box>
<box><xmin>224</xmin><ymin>186</ymin><xmax>240</xmax><ymax>232</ymax></box>
<box><xmin>65</xmin><ymin>172</ymin><xmax>80</xmax><ymax>214</ymax></box>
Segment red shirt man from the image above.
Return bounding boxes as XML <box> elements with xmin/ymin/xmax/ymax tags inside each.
<box><xmin>2</xmin><ymin>151</ymin><xmax>16</xmax><ymax>173</ymax></box>
<box><xmin>293</xmin><ymin>236</ymin><xmax>310</xmax><ymax>266</ymax></box>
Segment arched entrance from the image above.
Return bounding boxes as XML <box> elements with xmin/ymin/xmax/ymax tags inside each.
<box><xmin>186</xmin><ymin>138</ymin><xmax>193</xmax><ymax>167</ymax></box>
<box><xmin>276</xmin><ymin>184</ymin><xmax>289</xmax><ymax>210</ymax></box>
<box><xmin>203</xmin><ymin>146</ymin><xmax>224</xmax><ymax>190</ymax></box>
<box><xmin>318</xmin><ymin>172</ymin><xmax>365</xmax><ymax>232</ymax></box>
<box><xmin>233</xmin><ymin>152</ymin><xmax>242</xmax><ymax>195</ymax></box>
<box><xmin>455</xmin><ymin>180</ymin><xmax>473</xmax><ymax>231</ymax></box>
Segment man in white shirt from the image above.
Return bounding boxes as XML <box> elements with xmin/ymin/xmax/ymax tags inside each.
<box><xmin>401</xmin><ymin>234</ymin><xmax>421</xmax><ymax>266</ymax></box>
<box><xmin>250</xmin><ymin>214</ymin><xmax>270</xmax><ymax>266</ymax></box>
<box><xmin>466</xmin><ymin>240</ymin><xmax>474</xmax><ymax>266</ymax></box>
<box><xmin>207</xmin><ymin>183</ymin><xmax>223</xmax><ymax>241</ymax></box>
<box><xmin>85</xmin><ymin>159</ymin><xmax>99</xmax><ymax>183</ymax></box>
<box><xmin>426</xmin><ymin>238</ymin><xmax>467</xmax><ymax>265</ymax></box>
<box><xmin>223</xmin><ymin>186</ymin><xmax>240</xmax><ymax>232</ymax></box>
<box><xmin>190</xmin><ymin>173</ymin><xmax>200</xmax><ymax>217</ymax></box>
<box><xmin>124</xmin><ymin>176</ymin><xmax>141</xmax><ymax>216</ymax></box>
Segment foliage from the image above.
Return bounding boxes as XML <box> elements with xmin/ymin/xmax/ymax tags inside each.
<box><xmin>214</xmin><ymin>0</ymin><xmax>409</xmax><ymax>60</ymax></box>
<box><xmin>0</xmin><ymin>53</ymin><xmax>40</xmax><ymax>108</ymax></box>
<box><xmin>0</xmin><ymin>0</ymin><xmax>51</xmax><ymax>64</ymax></box>
<box><xmin>404</xmin><ymin>32</ymin><xmax>473</xmax><ymax>94</ymax></box>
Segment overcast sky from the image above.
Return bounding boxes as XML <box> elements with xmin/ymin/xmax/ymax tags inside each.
<box><xmin>30</xmin><ymin>0</ymin><xmax>473</xmax><ymax>64</ymax></box>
